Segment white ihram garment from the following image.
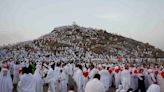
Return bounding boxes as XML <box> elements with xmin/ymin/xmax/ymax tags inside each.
<box><xmin>73</xmin><ymin>69</ymin><xmax>84</xmax><ymax>92</ymax></box>
<box><xmin>146</xmin><ymin>84</ymin><xmax>160</xmax><ymax>92</ymax></box>
<box><xmin>0</xmin><ymin>69</ymin><xmax>13</xmax><ymax>92</ymax></box>
<box><xmin>99</xmin><ymin>69</ymin><xmax>110</xmax><ymax>91</ymax></box>
<box><xmin>85</xmin><ymin>79</ymin><xmax>105</xmax><ymax>92</ymax></box>
<box><xmin>121</xmin><ymin>69</ymin><xmax>131</xmax><ymax>91</ymax></box>
<box><xmin>34</xmin><ymin>68</ymin><xmax>44</xmax><ymax>92</ymax></box>
<box><xmin>17</xmin><ymin>73</ymin><xmax>36</xmax><ymax>92</ymax></box>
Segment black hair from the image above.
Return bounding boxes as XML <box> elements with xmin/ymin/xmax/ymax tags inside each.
<box><xmin>60</xmin><ymin>69</ymin><xmax>63</xmax><ymax>73</ymax></box>
<box><xmin>75</xmin><ymin>64</ymin><xmax>78</xmax><ymax>67</ymax></box>
<box><xmin>85</xmin><ymin>64</ymin><xmax>88</xmax><ymax>70</ymax></box>
<box><xmin>57</xmin><ymin>62</ymin><xmax>61</xmax><ymax>67</ymax></box>
<box><xmin>22</xmin><ymin>67</ymin><xmax>30</xmax><ymax>74</ymax></box>
<box><xmin>16</xmin><ymin>62</ymin><xmax>19</xmax><ymax>64</ymax></box>
<box><xmin>70</xmin><ymin>86</ymin><xmax>74</xmax><ymax>91</ymax></box>
<box><xmin>51</xmin><ymin>64</ymin><xmax>55</xmax><ymax>70</ymax></box>
<box><xmin>127</xmin><ymin>88</ymin><xmax>133</xmax><ymax>92</ymax></box>
<box><xmin>28</xmin><ymin>66</ymin><xmax>33</xmax><ymax>74</ymax></box>
<box><xmin>94</xmin><ymin>74</ymin><xmax>101</xmax><ymax>80</ymax></box>
<box><xmin>91</xmin><ymin>64</ymin><xmax>94</xmax><ymax>68</ymax></box>
<box><xmin>78</xmin><ymin>65</ymin><xmax>82</xmax><ymax>70</ymax></box>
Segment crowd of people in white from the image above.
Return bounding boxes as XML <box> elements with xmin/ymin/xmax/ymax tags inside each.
<box><xmin>0</xmin><ymin>60</ymin><xmax>164</xmax><ymax>92</ymax></box>
<box><xmin>0</xmin><ymin>25</ymin><xmax>164</xmax><ymax>92</ymax></box>
<box><xmin>1</xmin><ymin>25</ymin><xmax>163</xmax><ymax>65</ymax></box>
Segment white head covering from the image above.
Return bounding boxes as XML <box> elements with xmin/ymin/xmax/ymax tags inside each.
<box><xmin>115</xmin><ymin>66</ymin><xmax>119</xmax><ymax>69</ymax></box>
<box><xmin>148</xmin><ymin>69</ymin><xmax>153</xmax><ymax>73</ymax></box>
<box><xmin>1</xmin><ymin>68</ymin><xmax>11</xmax><ymax>77</ymax></box>
<box><xmin>0</xmin><ymin>68</ymin><xmax>13</xmax><ymax>92</ymax></box>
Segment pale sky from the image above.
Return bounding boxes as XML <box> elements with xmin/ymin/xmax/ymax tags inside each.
<box><xmin>0</xmin><ymin>0</ymin><xmax>164</xmax><ymax>50</ymax></box>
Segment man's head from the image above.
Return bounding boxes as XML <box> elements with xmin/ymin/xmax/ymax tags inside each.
<box><xmin>22</xmin><ymin>67</ymin><xmax>30</xmax><ymax>74</ymax></box>
<box><xmin>90</xmin><ymin>64</ymin><xmax>94</xmax><ymax>70</ymax></box>
<box><xmin>51</xmin><ymin>64</ymin><xmax>55</xmax><ymax>70</ymax></box>
<box><xmin>93</xmin><ymin>74</ymin><xmax>101</xmax><ymax>80</ymax></box>
<box><xmin>2</xmin><ymin>69</ymin><xmax>8</xmax><ymax>76</ymax></box>
<box><xmin>139</xmin><ymin>68</ymin><xmax>144</xmax><ymax>73</ymax></box>
<box><xmin>57</xmin><ymin>62</ymin><xmax>61</xmax><ymax>67</ymax></box>
<box><xmin>78</xmin><ymin>65</ymin><xmax>82</xmax><ymax>70</ymax></box>
<box><xmin>154</xmin><ymin>81</ymin><xmax>158</xmax><ymax>84</ymax></box>
<box><xmin>125</xmin><ymin>64</ymin><xmax>129</xmax><ymax>70</ymax></box>
<box><xmin>60</xmin><ymin>69</ymin><xmax>63</xmax><ymax>73</ymax></box>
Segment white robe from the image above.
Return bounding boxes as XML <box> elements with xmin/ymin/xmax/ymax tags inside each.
<box><xmin>44</xmin><ymin>68</ymin><xmax>56</xmax><ymax>92</ymax></box>
<box><xmin>147</xmin><ymin>73</ymin><xmax>156</xmax><ymax>86</ymax></box>
<box><xmin>17</xmin><ymin>73</ymin><xmax>36</xmax><ymax>92</ymax></box>
<box><xmin>34</xmin><ymin>68</ymin><xmax>44</xmax><ymax>92</ymax></box>
<box><xmin>83</xmin><ymin>77</ymin><xmax>89</xmax><ymax>91</ymax></box>
<box><xmin>120</xmin><ymin>69</ymin><xmax>131</xmax><ymax>91</ymax></box>
<box><xmin>108</xmin><ymin>72</ymin><xmax>113</xmax><ymax>87</ymax></box>
<box><xmin>115</xmin><ymin>85</ymin><xmax>123</xmax><ymax>92</ymax></box>
<box><xmin>67</xmin><ymin>63</ymin><xmax>75</xmax><ymax>76</ymax></box>
<box><xmin>116</xmin><ymin>88</ymin><xmax>126</xmax><ymax>92</ymax></box>
<box><xmin>145</xmin><ymin>74</ymin><xmax>149</xmax><ymax>90</ymax></box>
<box><xmin>85</xmin><ymin>79</ymin><xmax>105</xmax><ymax>92</ymax></box>
<box><xmin>130</xmin><ymin>74</ymin><xmax>138</xmax><ymax>91</ymax></box>
<box><xmin>158</xmin><ymin>76</ymin><xmax>164</xmax><ymax>92</ymax></box>
<box><xmin>114</xmin><ymin>72</ymin><xmax>121</xmax><ymax>88</ymax></box>
<box><xmin>99</xmin><ymin>69</ymin><xmax>110</xmax><ymax>91</ymax></box>
<box><xmin>146</xmin><ymin>84</ymin><xmax>160</xmax><ymax>92</ymax></box>
<box><xmin>54</xmin><ymin>67</ymin><xmax>61</xmax><ymax>92</ymax></box>
<box><xmin>0</xmin><ymin>69</ymin><xmax>13</xmax><ymax>92</ymax></box>
<box><xmin>13</xmin><ymin>64</ymin><xmax>21</xmax><ymax>84</ymax></box>
<box><xmin>73</xmin><ymin>68</ymin><xmax>84</xmax><ymax>92</ymax></box>
<box><xmin>88</xmin><ymin>68</ymin><xmax>97</xmax><ymax>79</ymax></box>
<box><xmin>59</xmin><ymin>70</ymin><xmax>68</xmax><ymax>92</ymax></box>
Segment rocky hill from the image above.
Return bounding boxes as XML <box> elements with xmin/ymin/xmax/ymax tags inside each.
<box><xmin>0</xmin><ymin>24</ymin><xmax>164</xmax><ymax>63</ymax></box>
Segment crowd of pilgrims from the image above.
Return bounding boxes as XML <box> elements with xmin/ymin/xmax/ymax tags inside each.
<box><xmin>0</xmin><ymin>60</ymin><xmax>164</xmax><ymax>92</ymax></box>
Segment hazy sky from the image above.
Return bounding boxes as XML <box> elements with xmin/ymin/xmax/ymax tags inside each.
<box><xmin>0</xmin><ymin>0</ymin><xmax>164</xmax><ymax>50</ymax></box>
